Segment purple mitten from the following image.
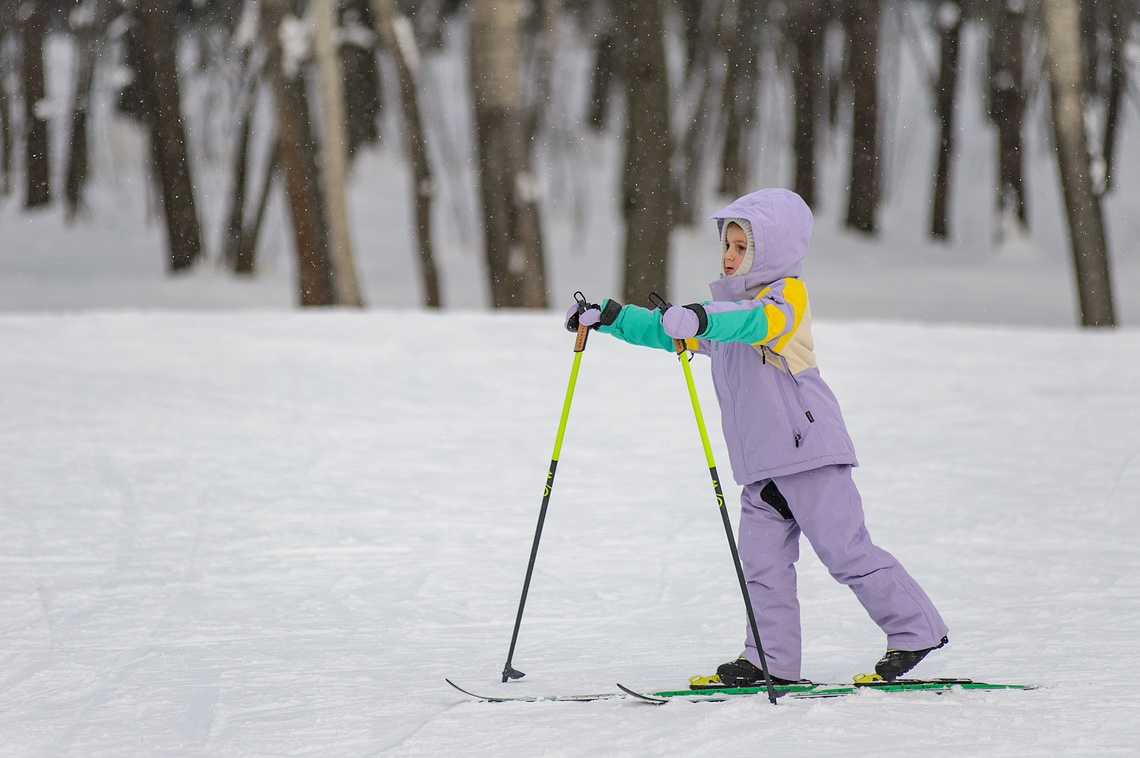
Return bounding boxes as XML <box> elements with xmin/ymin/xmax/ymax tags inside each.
<box><xmin>661</xmin><ymin>305</ymin><xmax>700</xmax><ymax>339</ymax></box>
<box><xmin>564</xmin><ymin>302</ymin><xmax>602</xmax><ymax>332</ymax></box>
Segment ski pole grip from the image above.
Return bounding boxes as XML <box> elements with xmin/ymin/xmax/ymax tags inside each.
<box><xmin>648</xmin><ymin>291</ymin><xmax>686</xmax><ymax>356</ymax></box>
<box><xmin>573</xmin><ymin>291</ymin><xmax>590</xmax><ymax>352</ymax></box>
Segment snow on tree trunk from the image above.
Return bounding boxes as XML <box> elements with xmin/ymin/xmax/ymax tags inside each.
<box><xmin>261</xmin><ymin>0</ymin><xmax>337</xmax><ymax>306</ymax></box>
<box><xmin>988</xmin><ymin>0</ymin><xmax>1029</xmax><ymax>240</ymax></box>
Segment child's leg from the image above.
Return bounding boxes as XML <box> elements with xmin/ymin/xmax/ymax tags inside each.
<box><xmin>736</xmin><ymin>482</ymin><xmax>803</xmax><ymax>680</ymax></box>
<box><xmin>773</xmin><ymin>465</ymin><xmax>949</xmax><ymax>652</ymax></box>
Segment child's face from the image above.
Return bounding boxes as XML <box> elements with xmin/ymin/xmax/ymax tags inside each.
<box><xmin>723</xmin><ymin>224</ymin><xmax>748</xmax><ymax>276</ymax></box>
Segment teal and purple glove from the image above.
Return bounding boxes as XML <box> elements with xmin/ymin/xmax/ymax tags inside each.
<box><xmin>661</xmin><ymin>304</ymin><xmax>709</xmax><ymax>339</ymax></box>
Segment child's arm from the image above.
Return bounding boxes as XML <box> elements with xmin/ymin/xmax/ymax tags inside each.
<box><xmin>663</xmin><ymin>278</ymin><xmax>808</xmax><ymax>349</ymax></box>
<box><xmin>595</xmin><ymin>300</ymin><xmax>678</xmax><ymax>352</ymax></box>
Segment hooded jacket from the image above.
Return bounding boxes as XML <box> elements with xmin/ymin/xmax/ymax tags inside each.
<box><xmin>599</xmin><ymin>189</ymin><xmax>857</xmax><ymax>484</ymax></box>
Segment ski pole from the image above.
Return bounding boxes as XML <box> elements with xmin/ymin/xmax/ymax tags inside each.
<box><xmin>501</xmin><ymin>292</ymin><xmax>592</xmax><ymax>682</ymax></box>
<box><xmin>648</xmin><ymin>292</ymin><xmax>778</xmax><ymax>705</ymax></box>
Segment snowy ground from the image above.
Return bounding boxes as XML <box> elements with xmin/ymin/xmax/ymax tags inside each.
<box><xmin>2</xmin><ymin>311</ymin><xmax>1139</xmax><ymax>756</ymax></box>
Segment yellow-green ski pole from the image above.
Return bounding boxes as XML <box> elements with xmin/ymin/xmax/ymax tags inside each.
<box><xmin>502</xmin><ymin>292</ymin><xmax>592</xmax><ymax>682</ymax></box>
<box><xmin>649</xmin><ymin>292</ymin><xmax>778</xmax><ymax>705</ymax></box>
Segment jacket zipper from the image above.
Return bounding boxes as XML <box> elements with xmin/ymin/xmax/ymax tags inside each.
<box><xmin>763</xmin><ymin>346</ymin><xmax>815</xmax><ymax>448</ymax></box>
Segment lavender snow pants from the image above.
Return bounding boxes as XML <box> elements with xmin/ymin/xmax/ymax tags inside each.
<box><xmin>737</xmin><ymin>464</ymin><xmax>948</xmax><ymax>680</ymax></box>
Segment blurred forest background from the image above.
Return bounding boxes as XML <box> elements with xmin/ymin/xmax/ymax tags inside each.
<box><xmin>0</xmin><ymin>0</ymin><xmax>1136</xmax><ymax>325</ymax></box>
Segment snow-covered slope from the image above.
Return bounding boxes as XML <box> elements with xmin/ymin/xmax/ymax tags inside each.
<box><xmin>1</xmin><ymin>311</ymin><xmax>1137</xmax><ymax>756</ymax></box>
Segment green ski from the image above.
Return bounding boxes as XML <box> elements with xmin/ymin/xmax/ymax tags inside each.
<box><xmin>447</xmin><ymin>678</ymin><xmax>1036</xmax><ymax>704</ymax></box>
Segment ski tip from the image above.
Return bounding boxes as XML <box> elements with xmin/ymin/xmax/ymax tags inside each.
<box><xmin>616</xmin><ymin>683</ymin><xmax>668</xmax><ymax>704</ymax></box>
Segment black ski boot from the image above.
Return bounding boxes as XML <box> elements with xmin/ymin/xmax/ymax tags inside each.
<box><xmin>874</xmin><ymin>636</ymin><xmax>949</xmax><ymax>681</ymax></box>
<box><xmin>715</xmin><ymin>658</ymin><xmax>798</xmax><ymax>687</ymax></box>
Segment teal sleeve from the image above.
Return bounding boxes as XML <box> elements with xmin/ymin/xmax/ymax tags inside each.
<box><xmin>598</xmin><ymin>302</ymin><xmax>676</xmax><ymax>351</ymax></box>
<box><xmin>699</xmin><ymin>301</ymin><xmax>771</xmax><ymax>344</ymax></box>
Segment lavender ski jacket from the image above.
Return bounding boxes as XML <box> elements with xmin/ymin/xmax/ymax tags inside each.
<box><xmin>600</xmin><ymin>189</ymin><xmax>858</xmax><ymax>485</ymax></box>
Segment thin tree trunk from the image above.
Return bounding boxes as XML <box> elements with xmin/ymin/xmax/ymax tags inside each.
<box><xmin>1101</xmin><ymin>0</ymin><xmax>1126</xmax><ymax>193</ymax></box>
<box><xmin>1</xmin><ymin>31</ymin><xmax>11</xmax><ymax>197</ymax></box>
<box><xmin>21</xmin><ymin>0</ymin><xmax>51</xmax><ymax>209</ymax></box>
<box><xmin>370</xmin><ymin>0</ymin><xmax>441</xmax><ymax>307</ymax></box>
<box><xmin>340</xmin><ymin>0</ymin><xmax>383</xmax><ymax>158</ymax></box>
<box><xmin>717</xmin><ymin>0</ymin><xmax>759</xmax><ymax>199</ymax></box>
<box><xmin>64</xmin><ymin>0</ymin><xmax>104</xmax><ymax>222</ymax></box>
<box><xmin>674</xmin><ymin>0</ymin><xmax>723</xmax><ymax>226</ymax></box>
<box><xmin>235</xmin><ymin>138</ymin><xmax>279</xmax><ymax>275</ymax></box>
<box><xmin>622</xmin><ymin>0</ymin><xmax>672</xmax><ymax>302</ymax></box>
<box><xmin>261</xmin><ymin>0</ymin><xmax>337</xmax><ymax>306</ymax></box>
<box><xmin>314</xmin><ymin>0</ymin><xmax>365</xmax><ymax>306</ymax></box>
<box><xmin>989</xmin><ymin>0</ymin><xmax>1028</xmax><ymax>235</ymax></box>
<box><xmin>929</xmin><ymin>0</ymin><xmax>962</xmax><ymax>240</ymax></box>
<box><xmin>787</xmin><ymin>0</ymin><xmax>824</xmax><ymax>209</ymax></box>
<box><xmin>137</xmin><ymin>0</ymin><xmax>203</xmax><ymax>271</ymax></box>
<box><xmin>1042</xmin><ymin>0</ymin><xmax>1115</xmax><ymax>327</ymax></box>
<box><xmin>220</xmin><ymin>62</ymin><xmax>259</xmax><ymax>270</ymax></box>
<box><xmin>844</xmin><ymin>0</ymin><xmax>881</xmax><ymax>235</ymax></box>
<box><xmin>585</xmin><ymin>6</ymin><xmax>621</xmax><ymax>132</ymax></box>
<box><xmin>470</xmin><ymin>0</ymin><xmax>547</xmax><ymax>308</ymax></box>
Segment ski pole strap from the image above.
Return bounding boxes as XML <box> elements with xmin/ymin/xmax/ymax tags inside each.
<box><xmin>573</xmin><ymin>291</ymin><xmax>590</xmax><ymax>353</ymax></box>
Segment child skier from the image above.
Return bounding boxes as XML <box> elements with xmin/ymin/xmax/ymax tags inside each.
<box><xmin>565</xmin><ymin>188</ymin><xmax>948</xmax><ymax>683</ymax></box>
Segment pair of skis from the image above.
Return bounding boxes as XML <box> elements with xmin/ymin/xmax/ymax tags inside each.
<box><xmin>501</xmin><ymin>293</ymin><xmax>779</xmax><ymax>704</ymax></box>
<box><xmin>446</xmin><ymin>678</ymin><xmax>1037</xmax><ymax>705</ymax></box>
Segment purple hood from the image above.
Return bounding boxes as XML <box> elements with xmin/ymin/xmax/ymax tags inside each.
<box><xmin>710</xmin><ymin>189</ymin><xmax>813</xmax><ymax>300</ymax></box>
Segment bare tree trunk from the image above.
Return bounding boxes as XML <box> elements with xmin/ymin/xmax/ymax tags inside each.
<box><xmin>622</xmin><ymin>0</ymin><xmax>672</xmax><ymax>302</ymax></box>
<box><xmin>137</xmin><ymin>0</ymin><xmax>203</xmax><ymax>271</ymax></box>
<box><xmin>64</xmin><ymin>0</ymin><xmax>105</xmax><ymax>222</ymax></box>
<box><xmin>370</xmin><ymin>0</ymin><xmax>441</xmax><ymax>307</ymax></box>
<box><xmin>220</xmin><ymin>61</ymin><xmax>259</xmax><ymax>270</ymax></box>
<box><xmin>340</xmin><ymin>0</ymin><xmax>383</xmax><ymax>158</ymax></box>
<box><xmin>1042</xmin><ymin>0</ymin><xmax>1115</xmax><ymax>328</ymax></box>
<box><xmin>261</xmin><ymin>0</ymin><xmax>337</xmax><ymax>306</ymax></box>
<box><xmin>787</xmin><ymin>0</ymin><xmax>824</xmax><ymax>209</ymax></box>
<box><xmin>516</xmin><ymin>0</ymin><xmax>557</xmax><ymax>295</ymax></box>
<box><xmin>585</xmin><ymin>3</ymin><xmax>622</xmax><ymax>131</ymax></box>
<box><xmin>929</xmin><ymin>0</ymin><xmax>962</xmax><ymax>240</ymax></box>
<box><xmin>1101</xmin><ymin>0</ymin><xmax>1127</xmax><ymax>192</ymax></box>
<box><xmin>673</xmin><ymin>0</ymin><xmax>723</xmax><ymax>227</ymax></box>
<box><xmin>844</xmin><ymin>0</ymin><xmax>881</xmax><ymax>235</ymax></box>
<box><xmin>21</xmin><ymin>0</ymin><xmax>51</xmax><ymax>209</ymax></box>
<box><xmin>1</xmin><ymin>30</ymin><xmax>11</xmax><ymax>197</ymax></box>
<box><xmin>470</xmin><ymin>0</ymin><xmax>547</xmax><ymax>308</ymax></box>
<box><xmin>988</xmin><ymin>0</ymin><xmax>1028</xmax><ymax>236</ymax></box>
<box><xmin>314</xmin><ymin>0</ymin><xmax>365</xmax><ymax>306</ymax></box>
<box><xmin>717</xmin><ymin>0</ymin><xmax>760</xmax><ymax>199</ymax></box>
<box><xmin>235</xmin><ymin>138</ymin><xmax>279</xmax><ymax>275</ymax></box>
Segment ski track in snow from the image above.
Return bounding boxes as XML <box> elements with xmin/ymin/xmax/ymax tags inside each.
<box><xmin>1</xmin><ymin>312</ymin><xmax>1138</xmax><ymax>756</ymax></box>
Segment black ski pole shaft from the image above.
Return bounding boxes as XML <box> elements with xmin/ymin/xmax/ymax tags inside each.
<box><xmin>648</xmin><ymin>292</ymin><xmax>778</xmax><ymax>705</ymax></box>
<box><xmin>501</xmin><ymin>293</ymin><xmax>592</xmax><ymax>682</ymax></box>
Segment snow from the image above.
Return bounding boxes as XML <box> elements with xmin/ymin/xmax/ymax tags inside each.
<box><xmin>2</xmin><ymin>14</ymin><xmax>1140</xmax><ymax>758</ymax></box>
<box><xmin>2</xmin><ymin>312</ymin><xmax>1139</xmax><ymax>755</ymax></box>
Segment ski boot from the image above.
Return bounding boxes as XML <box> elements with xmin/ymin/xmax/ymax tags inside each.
<box><xmin>711</xmin><ymin>658</ymin><xmax>799</xmax><ymax>687</ymax></box>
<box><xmin>874</xmin><ymin>636</ymin><xmax>949</xmax><ymax>681</ymax></box>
